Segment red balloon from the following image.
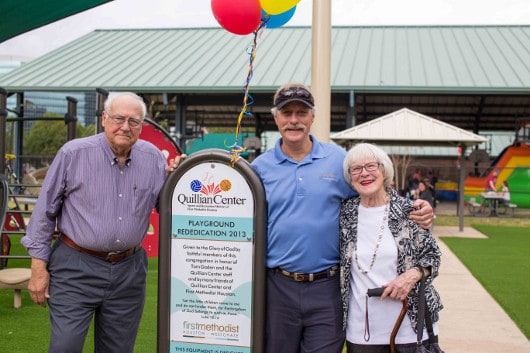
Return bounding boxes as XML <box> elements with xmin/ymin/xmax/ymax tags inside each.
<box><xmin>211</xmin><ymin>0</ymin><xmax>262</xmax><ymax>35</ymax></box>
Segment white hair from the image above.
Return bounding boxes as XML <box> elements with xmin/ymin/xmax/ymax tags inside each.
<box><xmin>104</xmin><ymin>92</ymin><xmax>147</xmax><ymax>118</ymax></box>
<box><xmin>343</xmin><ymin>143</ymin><xmax>394</xmax><ymax>188</ymax></box>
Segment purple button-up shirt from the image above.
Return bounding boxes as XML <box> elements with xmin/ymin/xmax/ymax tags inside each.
<box><xmin>21</xmin><ymin>133</ymin><xmax>167</xmax><ymax>262</ymax></box>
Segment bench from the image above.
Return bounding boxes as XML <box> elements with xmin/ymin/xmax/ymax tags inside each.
<box><xmin>503</xmin><ymin>203</ymin><xmax>517</xmax><ymax>217</ymax></box>
<box><xmin>0</xmin><ymin>268</ymin><xmax>31</xmax><ymax>308</ymax></box>
<box><xmin>467</xmin><ymin>198</ymin><xmax>483</xmax><ymax>215</ymax></box>
<box><xmin>12</xmin><ymin>195</ymin><xmax>37</xmax><ymax>211</ymax></box>
<box><xmin>496</xmin><ymin>202</ymin><xmax>517</xmax><ymax>217</ymax></box>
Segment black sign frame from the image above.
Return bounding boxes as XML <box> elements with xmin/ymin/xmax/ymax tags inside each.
<box><xmin>157</xmin><ymin>149</ymin><xmax>266</xmax><ymax>353</ymax></box>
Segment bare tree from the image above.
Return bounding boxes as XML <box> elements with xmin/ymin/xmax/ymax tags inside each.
<box><xmin>390</xmin><ymin>153</ymin><xmax>414</xmax><ymax>194</ymax></box>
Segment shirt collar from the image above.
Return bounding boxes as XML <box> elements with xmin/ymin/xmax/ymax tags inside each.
<box><xmin>98</xmin><ymin>133</ymin><xmax>132</xmax><ymax>166</ymax></box>
<box><xmin>273</xmin><ymin>134</ymin><xmax>325</xmax><ymax>163</ymax></box>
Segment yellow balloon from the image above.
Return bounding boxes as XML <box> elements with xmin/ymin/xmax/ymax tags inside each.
<box><xmin>260</xmin><ymin>0</ymin><xmax>301</xmax><ymax>15</ymax></box>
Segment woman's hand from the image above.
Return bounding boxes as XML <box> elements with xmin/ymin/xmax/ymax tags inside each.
<box><xmin>381</xmin><ymin>268</ymin><xmax>422</xmax><ymax>301</ymax></box>
<box><xmin>409</xmin><ymin>199</ymin><xmax>434</xmax><ymax>229</ymax></box>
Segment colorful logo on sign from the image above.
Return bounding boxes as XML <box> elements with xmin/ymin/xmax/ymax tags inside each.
<box><xmin>175</xmin><ymin>170</ymin><xmax>247</xmax><ymax>208</ymax></box>
<box><xmin>190</xmin><ymin>172</ymin><xmax>232</xmax><ymax>195</ymax></box>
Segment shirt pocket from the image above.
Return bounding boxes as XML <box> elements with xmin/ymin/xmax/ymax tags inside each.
<box><xmin>133</xmin><ymin>187</ymin><xmax>156</xmax><ymax>217</ymax></box>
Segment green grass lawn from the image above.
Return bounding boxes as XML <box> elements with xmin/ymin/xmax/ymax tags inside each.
<box><xmin>0</xmin><ymin>236</ymin><xmax>158</xmax><ymax>353</ymax></box>
<box><xmin>440</xmin><ymin>225</ymin><xmax>530</xmax><ymax>339</ymax></box>
<box><xmin>2</xmin><ymin>216</ymin><xmax>529</xmax><ymax>350</ymax></box>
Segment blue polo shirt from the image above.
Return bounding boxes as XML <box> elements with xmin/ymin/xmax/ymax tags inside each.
<box><xmin>251</xmin><ymin>135</ymin><xmax>356</xmax><ymax>273</ymax></box>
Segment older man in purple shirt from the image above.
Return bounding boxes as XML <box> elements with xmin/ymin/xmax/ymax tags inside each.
<box><xmin>21</xmin><ymin>92</ymin><xmax>180</xmax><ymax>353</ymax></box>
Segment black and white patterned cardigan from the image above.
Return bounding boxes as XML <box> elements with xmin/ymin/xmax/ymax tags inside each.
<box><xmin>339</xmin><ymin>188</ymin><xmax>443</xmax><ymax>332</ymax></box>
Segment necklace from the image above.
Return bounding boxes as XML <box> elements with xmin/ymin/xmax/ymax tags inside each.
<box><xmin>353</xmin><ymin>196</ymin><xmax>390</xmax><ymax>274</ymax></box>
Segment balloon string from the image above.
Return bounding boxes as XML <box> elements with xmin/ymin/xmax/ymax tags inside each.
<box><xmin>230</xmin><ymin>20</ymin><xmax>267</xmax><ymax>166</ymax></box>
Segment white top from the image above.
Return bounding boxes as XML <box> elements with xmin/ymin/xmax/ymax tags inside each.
<box><xmin>346</xmin><ymin>204</ymin><xmax>430</xmax><ymax>344</ymax></box>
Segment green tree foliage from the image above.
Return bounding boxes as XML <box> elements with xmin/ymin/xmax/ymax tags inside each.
<box><xmin>24</xmin><ymin>120</ymin><xmax>95</xmax><ymax>156</ymax></box>
<box><xmin>77</xmin><ymin>123</ymin><xmax>96</xmax><ymax>138</ymax></box>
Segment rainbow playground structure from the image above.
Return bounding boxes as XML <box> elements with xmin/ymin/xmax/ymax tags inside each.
<box><xmin>464</xmin><ymin>123</ymin><xmax>530</xmax><ymax>208</ymax></box>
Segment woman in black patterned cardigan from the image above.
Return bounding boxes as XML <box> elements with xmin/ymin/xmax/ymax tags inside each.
<box><xmin>339</xmin><ymin>143</ymin><xmax>443</xmax><ymax>353</ymax></box>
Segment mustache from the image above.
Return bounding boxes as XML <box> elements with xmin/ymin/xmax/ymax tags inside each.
<box><xmin>281</xmin><ymin>124</ymin><xmax>307</xmax><ymax>132</ymax></box>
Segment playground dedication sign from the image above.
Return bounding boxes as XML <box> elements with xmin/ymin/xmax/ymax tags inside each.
<box><xmin>158</xmin><ymin>149</ymin><xmax>266</xmax><ymax>353</ymax></box>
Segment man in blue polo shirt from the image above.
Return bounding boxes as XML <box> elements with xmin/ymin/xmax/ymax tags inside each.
<box><xmin>251</xmin><ymin>82</ymin><xmax>434</xmax><ymax>353</ymax></box>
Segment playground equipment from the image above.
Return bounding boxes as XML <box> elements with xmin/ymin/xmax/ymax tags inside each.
<box><xmin>138</xmin><ymin>118</ymin><xmax>183</xmax><ymax>257</ymax></box>
<box><xmin>0</xmin><ymin>89</ymin><xmax>183</xmax><ymax>268</ymax></box>
<box><xmin>1</xmin><ymin>154</ymin><xmax>33</xmax><ymax>269</ymax></box>
<box><xmin>0</xmin><ymin>119</ymin><xmax>182</xmax><ymax>262</ymax></box>
<box><xmin>464</xmin><ymin>119</ymin><xmax>530</xmax><ymax>208</ymax></box>
<box><xmin>0</xmin><ymin>156</ymin><xmax>33</xmax><ymax>308</ymax></box>
<box><xmin>0</xmin><ymin>91</ymin><xmax>79</xmax><ymax>271</ymax></box>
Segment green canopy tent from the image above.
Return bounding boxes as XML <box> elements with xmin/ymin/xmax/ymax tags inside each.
<box><xmin>0</xmin><ymin>0</ymin><xmax>112</xmax><ymax>43</ymax></box>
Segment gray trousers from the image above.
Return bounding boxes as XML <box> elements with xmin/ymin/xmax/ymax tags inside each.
<box><xmin>265</xmin><ymin>269</ymin><xmax>345</xmax><ymax>353</ymax></box>
<box><xmin>47</xmin><ymin>239</ymin><xmax>147</xmax><ymax>353</ymax></box>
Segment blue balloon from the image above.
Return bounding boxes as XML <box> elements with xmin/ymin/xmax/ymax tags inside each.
<box><xmin>261</xmin><ymin>6</ymin><xmax>296</xmax><ymax>29</ymax></box>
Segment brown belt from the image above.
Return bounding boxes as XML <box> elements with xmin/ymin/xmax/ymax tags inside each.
<box><xmin>60</xmin><ymin>234</ymin><xmax>141</xmax><ymax>263</ymax></box>
<box><xmin>274</xmin><ymin>265</ymin><xmax>339</xmax><ymax>282</ymax></box>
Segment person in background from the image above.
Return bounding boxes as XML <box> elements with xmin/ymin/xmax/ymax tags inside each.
<box><xmin>21</xmin><ymin>92</ymin><xmax>183</xmax><ymax>353</ymax></box>
<box><xmin>418</xmin><ymin>180</ymin><xmax>435</xmax><ymax>208</ymax></box>
<box><xmin>500</xmin><ymin>180</ymin><xmax>510</xmax><ymax>205</ymax></box>
<box><xmin>406</xmin><ymin>174</ymin><xmax>419</xmax><ymax>201</ymax></box>
<box><xmin>412</xmin><ymin>169</ymin><xmax>421</xmax><ymax>182</ymax></box>
<box><xmin>484</xmin><ymin>168</ymin><xmax>500</xmax><ymax>212</ymax></box>
<box><xmin>424</xmin><ymin>178</ymin><xmax>437</xmax><ymax>214</ymax></box>
<box><xmin>417</xmin><ymin>180</ymin><xmax>437</xmax><ymax>225</ymax></box>
<box><xmin>426</xmin><ymin>170</ymin><xmax>438</xmax><ymax>187</ymax></box>
<box><xmin>485</xmin><ymin>168</ymin><xmax>499</xmax><ymax>192</ymax></box>
<box><xmin>251</xmin><ymin>83</ymin><xmax>435</xmax><ymax>353</ymax></box>
<box><xmin>339</xmin><ymin>143</ymin><xmax>443</xmax><ymax>353</ymax></box>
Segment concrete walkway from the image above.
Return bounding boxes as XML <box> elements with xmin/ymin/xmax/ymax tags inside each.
<box><xmin>433</xmin><ymin>226</ymin><xmax>530</xmax><ymax>353</ymax></box>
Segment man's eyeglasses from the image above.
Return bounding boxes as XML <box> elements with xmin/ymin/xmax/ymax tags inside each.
<box><xmin>105</xmin><ymin>112</ymin><xmax>143</xmax><ymax>129</ymax></box>
<box><xmin>349</xmin><ymin>162</ymin><xmax>381</xmax><ymax>176</ymax></box>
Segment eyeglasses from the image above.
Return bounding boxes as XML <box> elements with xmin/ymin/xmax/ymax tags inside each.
<box><xmin>275</xmin><ymin>87</ymin><xmax>314</xmax><ymax>107</ymax></box>
<box><xmin>105</xmin><ymin>112</ymin><xmax>143</xmax><ymax>129</ymax></box>
<box><xmin>349</xmin><ymin>162</ymin><xmax>381</xmax><ymax>176</ymax></box>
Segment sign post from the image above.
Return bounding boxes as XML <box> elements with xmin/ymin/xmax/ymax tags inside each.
<box><xmin>158</xmin><ymin>149</ymin><xmax>266</xmax><ymax>353</ymax></box>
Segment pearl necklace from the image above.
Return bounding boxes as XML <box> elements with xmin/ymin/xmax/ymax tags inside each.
<box><xmin>354</xmin><ymin>196</ymin><xmax>390</xmax><ymax>274</ymax></box>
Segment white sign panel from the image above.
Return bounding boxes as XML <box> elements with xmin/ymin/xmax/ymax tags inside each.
<box><xmin>170</xmin><ymin>162</ymin><xmax>254</xmax><ymax>353</ymax></box>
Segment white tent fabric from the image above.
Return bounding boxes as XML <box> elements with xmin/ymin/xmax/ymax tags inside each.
<box><xmin>330</xmin><ymin>108</ymin><xmax>488</xmax><ymax>147</ymax></box>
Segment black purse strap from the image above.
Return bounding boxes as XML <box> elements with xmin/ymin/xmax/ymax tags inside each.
<box><xmin>416</xmin><ymin>272</ymin><xmax>435</xmax><ymax>345</ymax></box>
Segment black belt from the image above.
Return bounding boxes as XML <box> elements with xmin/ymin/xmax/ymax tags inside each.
<box><xmin>60</xmin><ymin>234</ymin><xmax>141</xmax><ymax>263</ymax></box>
<box><xmin>273</xmin><ymin>265</ymin><xmax>339</xmax><ymax>282</ymax></box>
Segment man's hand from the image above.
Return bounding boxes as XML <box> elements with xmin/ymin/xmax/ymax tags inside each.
<box><xmin>28</xmin><ymin>258</ymin><xmax>50</xmax><ymax>308</ymax></box>
<box><xmin>409</xmin><ymin>199</ymin><xmax>434</xmax><ymax>229</ymax></box>
<box><xmin>165</xmin><ymin>154</ymin><xmax>186</xmax><ymax>175</ymax></box>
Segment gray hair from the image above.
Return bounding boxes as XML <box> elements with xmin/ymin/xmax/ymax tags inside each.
<box><xmin>104</xmin><ymin>92</ymin><xmax>147</xmax><ymax>118</ymax></box>
<box><xmin>343</xmin><ymin>143</ymin><xmax>394</xmax><ymax>189</ymax></box>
